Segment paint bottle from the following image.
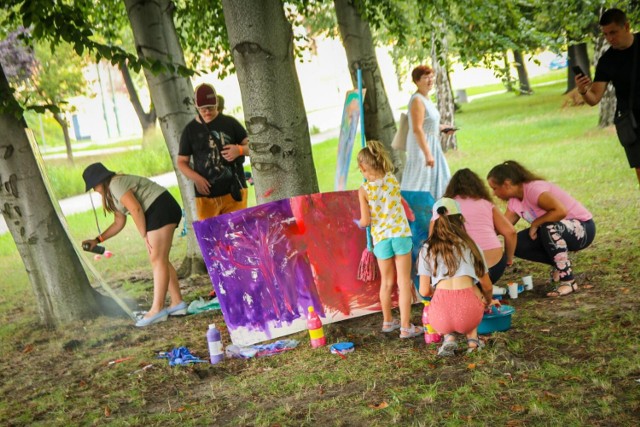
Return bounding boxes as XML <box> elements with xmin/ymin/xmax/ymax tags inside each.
<box><xmin>422</xmin><ymin>299</ymin><xmax>441</xmax><ymax>344</ymax></box>
<box><xmin>206</xmin><ymin>324</ymin><xmax>224</xmax><ymax>364</ymax></box>
<box><xmin>307</xmin><ymin>306</ymin><xmax>326</xmax><ymax>348</ymax></box>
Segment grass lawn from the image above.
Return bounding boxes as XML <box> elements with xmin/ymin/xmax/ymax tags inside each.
<box><xmin>1</xmin><ymin>81</ymin><xmax>640</xmax><ymax>425</ymax></box>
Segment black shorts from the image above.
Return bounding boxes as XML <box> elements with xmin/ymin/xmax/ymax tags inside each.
<box><xmin>623</xmin><ymin>140</ymin><xmax>640</xmax><ymax>168</ymax></box>
<box><xmin>145</xmin><ymin>191</ymin><xmax>182</xmax><ymax>232</ymax></box>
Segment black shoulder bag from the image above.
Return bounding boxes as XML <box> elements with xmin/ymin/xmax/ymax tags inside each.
<box><xmin>198</xmin><ymin>113</ymin><xmax>244</xmax><ymax>202</ymax></box>
<box><xmin>614</xmin><ymin>34</ymin><xmax>639</xmax><ymax>147</ymax></box>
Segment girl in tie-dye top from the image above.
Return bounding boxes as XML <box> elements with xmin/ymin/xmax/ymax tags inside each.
<box><xmin>356</xmin><ymin>140</ymin><xmax>421</xmax><ymax>339</ymax></box>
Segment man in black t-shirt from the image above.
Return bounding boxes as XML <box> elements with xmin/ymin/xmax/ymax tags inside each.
<box><xmin>577</xmin><ymin>8</ymin><xmax>640</xmax><ymax>187</ymax></box>
<box><xmin>178</xmin><ymin>83</ymin><xmax>250</xmax><ymax>220</ymax></box>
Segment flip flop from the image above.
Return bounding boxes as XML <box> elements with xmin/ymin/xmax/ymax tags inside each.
<box><xmin>399</xmin><ymin>324</ymin><xmax>424</xmax><ymax>339</ymax></box>
<box><xmin>381</xmin><ymin>318</ymin><xmax>401</xmax><ymax>333</ymax></box>
<box><xmin>547</xmin><ymin>281</ymin><xmax>578</xmax><ymax>297</ymax></box>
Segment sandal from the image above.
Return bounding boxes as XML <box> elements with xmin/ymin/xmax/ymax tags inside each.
<box><xmin>399</xmin><ymin>324</ymin><xmax>424</xmax><ymax>339</ymax></box>
<box><xmin>466</xmin><ymin>338</ymin><xmax>485</xmax><ymax>354</ymax></box>
<box><xmin>437</xmin><ymin>334</ymin><xmax>458</xmax><ymax>356</ymax></box>
<box><xmin>381</xmin><ymin>318</ymin><xmax>401</xmax><ymax>333</ymax></box>
<box><xmin>546</xmin><ymin>281</ymin><xmax>578</xmax><ymax>298</ymax></box>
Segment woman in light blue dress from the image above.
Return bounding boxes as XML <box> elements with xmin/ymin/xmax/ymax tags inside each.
<box><xmin>400</xmin><ymin>65</ymin><xmax>453</xmax><ymax>199</ymax></box>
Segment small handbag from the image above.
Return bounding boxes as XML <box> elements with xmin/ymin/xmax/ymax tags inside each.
<box><xmin>391</xmin><ymin>112</ymin><xmax>409</xmax><ymax>151</ymax></box>
<box><xmin>614</xmin><ymin>34</ymin><xmax>639</xmax><ymax>148</ymax></box>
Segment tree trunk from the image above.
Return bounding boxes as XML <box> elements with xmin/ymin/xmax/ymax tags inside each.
<box><xmin>119</xmin><ymin>61</ymin><xmax>157</xmax><ymax>147</ymax></box>
<box><xmin>0</xmin><ymin>64</ymin><xmax>125</xmax><ymax>327</ymax></box>
<box><xmin>52</xmin><ymin>111</ymin><xmax>74</xmax><ymax>164</ymax></box>
<box><xmin>334</xmin><ymin>0</ymin><xmax>401</xmax><ymax>172</ymax></box>
<box><xmin>503</xmin><ymin>52</ymin><xmax>514</xmax><ymax>92</ymax></box>
<box><xmin>125</xmin><ymin>0</ymin><xmax>206</xmax><ymax>276</ymax></box>
<box><xmin>431</xmin><ymin>34</ymin><xmax>457</xmax><ymax>152</ymax></box>
<box><xmin>222</xmin><ymin>0</ymin><xmax>319</xmax><ymax>202</ymax></box>
<box><xmin>594</xmin><ymin>36</ymin><xmax>616</xmax><ymax>128</ymax></box>
<box><xmin>513</xmin><ymin>50</ymin><xmax>532</xmax><ymax>95</ymax></box>
<box><xmin>567</xmin><ymin>43</ymin><xmax>591</xmax><ymax>93</ymax></box>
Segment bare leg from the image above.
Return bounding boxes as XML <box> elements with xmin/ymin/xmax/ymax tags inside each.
<box><xmin>377</xmin><ymin>257</ymin><xmax>396</xmax><ymax>324</ymax></box>
<box><xmin>394</xmin><ymin>252</ymin><xmax>414</xmax><ymax>329</ymax></box>
<box><xmin>635</xmin><ymin>167</ymin><xmax>640</xmax><ymax>188</ymax></box>
<box><xmin>144</xmin><ymin>224</ymin><xmax>182</xmax><ymax>318</ymax></box>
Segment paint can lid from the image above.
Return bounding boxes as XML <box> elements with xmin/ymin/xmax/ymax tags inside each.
<box><xmin>330</xmin><ymin>342</ymin><xmax>354</xmax><ymax>354</ymax></box>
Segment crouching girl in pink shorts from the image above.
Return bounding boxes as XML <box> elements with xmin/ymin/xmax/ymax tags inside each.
<box><xmin>418</xmin><ymin>198</ymin><xmax>500</xmax><ymax>356</ymax></box>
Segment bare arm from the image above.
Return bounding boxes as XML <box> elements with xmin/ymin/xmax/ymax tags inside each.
<box><xmin>222</xmin><ymin>136</ymin><xmax>250</xmax><ymax>161</ymax></box>
<box><xmin>82</xmin><ymin>211</ymin><xmax>126</xmax><ymax>250</ymax></box>
<box><xmin>528</xmin><ymin>191</ymin><xmax>568</xmax><ymax>240</ymax></box>
<box><xmin>492</xmin><ymin>206</ymin><xmax>517</xmax><ymax>265</ymax></box>
<box><xmin>575</xmin><ymin>74</ymin><xmax>607</xmax><ymax>106</ymax></box>
<box><xmin>357</xmin><ymin>187</ymin><xmax>371</xmax><ymax>228</ymax></box>
<box><xmin>409</xmin><ymin>97</ymin><xmax>434</xmax><ymax>167</ymax></box>
<box><xmin>120</xmin><ymin>190</ymin><xmax>147</xmax><ymax>238</ymax></box>
<box><xmin>419</xmin><ymin>274</ymin><xmax>433</xmax><ymax>298</ymax></box>
<box><xmin>477</xmin><ymin>272</ymin><xmax>493</xmax><ymax>305</ymax></box>
<box><xmin>504</xmin><ymin>208</ymin><xmax>520</xmax><ymax>226</ymax></box>
<box><xmin>177</xmin><ymin>155</ymin><xmax>211</xmax><ymax>195</ymax></box>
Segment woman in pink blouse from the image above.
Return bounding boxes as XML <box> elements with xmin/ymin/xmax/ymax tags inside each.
<box><xmin>487</xmin><ymin>161</ymin><xmax>596</xmax><ymax>297</ymax></box>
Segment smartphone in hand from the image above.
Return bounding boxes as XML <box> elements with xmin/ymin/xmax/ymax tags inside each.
<box><xmin>572</xmin><ymin>66</ymin><xmax>586</xmax><ymax>77</ymax></box>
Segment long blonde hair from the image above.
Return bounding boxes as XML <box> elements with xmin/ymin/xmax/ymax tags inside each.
<box><xmin>425</xmin><ymin>212</ymin><xmax>486</xmax><ymax>278</ymax></box>
<box><xmin>357</xmin><ymin>140</ymin><xmax>394</xmax><ymax>174</ymax></box>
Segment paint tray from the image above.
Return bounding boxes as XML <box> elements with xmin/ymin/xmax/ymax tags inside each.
<box><xmin>478</xmin><ymin>305</ymin><xmax>515</xmax><ymax>334</ymax></box>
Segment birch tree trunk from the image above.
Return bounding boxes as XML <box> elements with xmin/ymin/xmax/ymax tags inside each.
<box><xmin>334</xmin><ymin>0</ymin><xmax>401</xmax><ymax>173</ymax></box>
<box><xmin>431</xmin><ymin>34</ymin><xmax>457</xmax><ymax>152</ymax></box>
<box><xmin>52</xmin><ymin>112</ymin><xmax>74</xmax><ymax>164</ymax></box>
<box><xmin>0</xmin><ymin>64</ymin><xmax>121</xmax><ymax>327</ymax></box>
<box><xmin>125</xmin><ymin>0</ymin><xmax>205</xmax><ymax>276</ymax></box>
<box><xmin>119</xmin><ymin>61</ymin><xmax>157</xmax><ymax>147</ymax></box>
<box><xmin>513</xmin><ymin>50</ymin><xmax>532</xmax><ymax>95</ymax></box>
<box><xmin>222</xmin><ymin>0</ymin><xmax>319</xmax><ymax>202</ymax></box>
<box><xmin>594</xmin><ymin>36</ymin><xmax>616</xmax><ymax>128</ymax></box>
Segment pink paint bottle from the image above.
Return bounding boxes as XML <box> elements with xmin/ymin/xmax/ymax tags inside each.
<box><xmin>307</xmin><ymin>306</ymin><xmax>326</xmax><ymax>348</ymax></box>
<box><xmin>422</xmin><ymin>300</ymin><xmax>441</xmax><ymax>344</ymax></box>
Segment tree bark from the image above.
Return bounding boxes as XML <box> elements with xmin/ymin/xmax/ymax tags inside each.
<box><xmin>503</xmin><ymin>52</ymin><xmax>514</xmax><ymax>92</ymax></box>
<box><xmin>513</xmin><ymin>50</ymin><xmax>532</xmax><ymax>95</ymax></box>
<box><xmin>119</xmin><ymin>61</ymin><xmax>157</xmax><ymax>146</ymax></box>
<box><xmin>333</xmin><ymin>0</ymin><xmax>401</xmax><ymax>172</ymax></box>
<box><xmin>593</xmin><ymin>36</ymin><xmax>616</xmax><ymax>128</ymax></box>
<box><xmin>52</xmin><ymin>111</ymin><xmax>74</xmax><ymax>164</ymax></box>
<box><xmin>125</xmin><ymin>0</ymin><xmax>206</xmax><ymax>277</ymax></box>
<box><xmin>222</xmin><ymin>0</ymin><xmax>319</xmax><ymax>202</ymax></box>
<box><xmin>0</xmin><ymin>64</ymin><xmax>124</xmax><ymax>327</ymax></box>
<box><xmin>431</xmin><ymin>34</ymin><xmax>457</xmax><ymax>152</ymax></box>
<box><xmin>567</xmin><ymin>43</ymin><xmax>591</xmax><ymax>93</ymax></box>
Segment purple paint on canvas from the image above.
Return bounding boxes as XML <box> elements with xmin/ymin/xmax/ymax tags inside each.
<box><xmin>193</xmin><ymin>200</ymin><xmax>321</xmax><ymax>336</ymax></box>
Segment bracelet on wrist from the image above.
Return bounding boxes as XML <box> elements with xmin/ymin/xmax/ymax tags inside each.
<box><xmin>96</xmin><ymin>234</ymin><xmax>104</xmax><ymax>243</ymax></box>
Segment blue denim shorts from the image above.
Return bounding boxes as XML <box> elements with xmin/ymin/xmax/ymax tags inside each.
<box><xmin>373</xmin><ymin>236</ymin><xmax>413</xmax><ymax>260</ymax></box>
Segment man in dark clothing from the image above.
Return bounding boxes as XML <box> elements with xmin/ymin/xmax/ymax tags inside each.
<box><xmin>178</xmin><ymin>83</ymin><xmax>250</xmax><ymax>220</ymax></box>
<box><xmin>577</xmin><ymin>8</ymin><xmax>640</xmax><ymax>187</ymax></box>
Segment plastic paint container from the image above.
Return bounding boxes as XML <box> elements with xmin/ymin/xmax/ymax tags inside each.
<box><xmin>330</xmin><ymin>342</ymin><xmax>354</xmax><ymax>355</ymax></box>
<box><xmin>478</xmin><ymin>305</ymin><xmax>515</xmax><ymax>334</ymax></box>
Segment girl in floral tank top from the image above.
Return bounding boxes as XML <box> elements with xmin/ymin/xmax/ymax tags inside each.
<box><xmin>356</xmin><ymin>140</ymin><xmax>422</xmax><ymax>339</ymax></box>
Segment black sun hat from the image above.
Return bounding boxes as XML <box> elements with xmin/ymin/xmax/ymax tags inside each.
<box><xmin>82</xmin><ymin>162</ymin><xmax>115</xmax><ymax>191</ymax></box>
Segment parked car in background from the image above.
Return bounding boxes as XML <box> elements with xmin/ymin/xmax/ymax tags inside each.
<box><xmin>549</xmin><ymin>55</ymin><xmax>568</xmax><ymax>70</ymax></box>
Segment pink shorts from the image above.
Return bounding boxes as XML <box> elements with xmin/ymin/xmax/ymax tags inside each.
<box><xmin>428</xmin><ymin>288</ymin><xmax>485</xmax><ymax>335</ymax></box>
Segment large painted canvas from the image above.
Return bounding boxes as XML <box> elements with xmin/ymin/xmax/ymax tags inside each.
<box><xmin>193</xmin><ymin>190</ymin><xmax>433</xmax><ymax>346</ymax></box>
<box><xmin>334</xmin><ymin>90</ymin><xmax>363</xmax><ymax>191</ymax></box>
